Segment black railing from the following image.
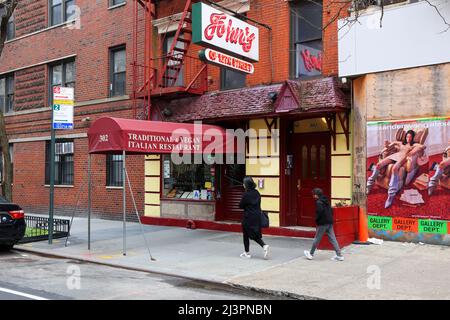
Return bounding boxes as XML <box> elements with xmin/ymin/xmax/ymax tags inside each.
<box><xmin>19</xmin><ymin>215</ymin><xmax>70</xmax><ymax>243</ymax></box>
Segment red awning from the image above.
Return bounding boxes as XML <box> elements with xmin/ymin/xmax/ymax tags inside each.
<box><xmin>88</xmin><ymin>117</ymin><xmax>236</xmax><ymax>155</ymax></box>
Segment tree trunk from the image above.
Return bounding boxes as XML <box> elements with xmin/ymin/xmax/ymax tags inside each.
<box><xmin>0</xmin><ymin>110</ymin><xmax>12</xmax><ymax>200</ymax></box>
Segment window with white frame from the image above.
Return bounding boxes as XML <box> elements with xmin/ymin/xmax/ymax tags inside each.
<box><xmin>0</xmin><ymin>74</ymin><xmax>14</xmax><ymax>114</ymax></box>
<box><xmin>45</xmin><ymin>140</ymin><xmax>74</xmax><ymax>185</ymax></box>
<box><xmin>110</xmin><ymin>46</ymin><xmax>126</xmax><ymax>96</ymax></box>
<box><xmin>49</xmin><ymin>0</ymin><xmax>76</xmax><ymax>26</ymax></box>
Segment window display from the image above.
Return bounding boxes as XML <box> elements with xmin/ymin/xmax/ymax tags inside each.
<box><xmin>162</xmin><ymin>155</ymin><xmax>215</xmax><ymax>200</ymax></box>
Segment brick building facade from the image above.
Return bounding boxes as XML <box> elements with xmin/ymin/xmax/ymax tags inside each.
<box><xmin>1</xmin><ymin>0</ymin><xmax>352</xmax><ymax>235</ymax></box>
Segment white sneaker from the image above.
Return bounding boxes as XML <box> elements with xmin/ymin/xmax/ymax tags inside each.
<box><xmin>263</xmin><ymin>245</ymin><xmax>270</xmax><ymax>259</ymax></box>
<box><xmin>240</xmin><ymin>252</ymin><xmax>251</xmax><ymax>259</ymax></box>
<box><xmin>331</xmin><ymin>255</ymin><xmax>344</xmax><ymax>261</ymax></box>
<box><xmin>304</xmin><ymin>250</ymin><xmax>313</xmax><ymax>260</ymax></box>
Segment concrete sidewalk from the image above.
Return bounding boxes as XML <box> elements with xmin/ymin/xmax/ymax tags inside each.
<box><xmin>16</xmin><ymin>215</ymin><xmax>450</xmax><ymax>300</ymax></box>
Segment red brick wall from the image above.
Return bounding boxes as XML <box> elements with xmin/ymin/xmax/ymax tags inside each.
<box><xmin>15</xmin><ymin>0</ymin><xmax>48</xmax><ymax>38</ymax></box>
<box><xmin>1</xmin><ymin>0</ymin><xmax>344</xmax><ymax>219</ymax></box>
<box><xmin>322</xmin><ymin>1</ymin><xmax>350</xmax><ymax>76</ymax></box>
<box><xmin>14</xmin><ymin>65</ymin><xmax>47</xmax><ymax>111</ymax></box>
<box><xmin>155</xmin><ymin>0</ymin><xmax>339</xmax><ymax>89</ymax></box>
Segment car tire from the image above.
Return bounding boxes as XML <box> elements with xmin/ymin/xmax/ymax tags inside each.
<box><xmin>0</xmin><ymin>244</ymin><xmax>14</xmax><ymax>252</ymax></box>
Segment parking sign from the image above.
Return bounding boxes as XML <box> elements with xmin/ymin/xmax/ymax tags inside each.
<box><xmin>53</xmin><ymin>87</ymin><xmax>74</xmax><ymax>130</ymax></box>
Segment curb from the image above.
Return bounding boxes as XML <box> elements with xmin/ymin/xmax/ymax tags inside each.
<box><xmin>14</xmin><ymin>246</ymin><xmax>306</xmax><ymax>300</ymax></box>
<box><xmin>225</xmin><ymin>282</ymin><xmax>323</xmax><ymax>300</ymax></box>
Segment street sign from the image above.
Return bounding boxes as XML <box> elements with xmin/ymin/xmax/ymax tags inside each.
<box><xmin>52</xmin><ymin>86</ymin><xmax>74</xmax><ymax>130</ymax></box>
<box><xmin>199</xmin><ymin>48</ymin><xmax>254</xmax><ymax>74</ymax></box>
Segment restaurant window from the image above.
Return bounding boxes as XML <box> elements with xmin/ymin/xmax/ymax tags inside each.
<box><xmin>110</xmin><ymin>46</ymin><xmax>126</xmax><ymax>96</ymax></box>
<box><xmin>45</xmin><ymin>140</ymin><xmax>74</xmax><ymax>185</ymax></box>
<box><xmin>106</xmin><ymin>154</ymin><xmax>123</xmax><ymax>187</ymax></box>
<box><xmin>50</xmin><ymin>0</ymin><xmax>75</xmax><ymax>26</ymax></box>
<box><xmin>221</xmin><ymin>68</ymin><xmax>246</xmax><ymax>91</ymax></box>
<box><xmin>290</xmin><ymin>0</ymin><xmax>323</xmax><ymax>78</ymax></box>
<box><xmin>49</xmin><ymin>60</ymin><xmax>75</xmax><ymax>104</ymax></box>
<box><xmin>162</xmin><ymin>155</ymin><xmax>214</xmax><ymax>200</ymax></box>
<box><xmin>0</xmin><ymin>74</ymin><xmax>14</xmax><ymax>114</ymax></box>
<box><xmin>6</xmin><ymin>15</ymin><xmax>15</xmax><ymax>40</ymax></box>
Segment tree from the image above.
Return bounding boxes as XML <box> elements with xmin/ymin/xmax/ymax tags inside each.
<box><xmin>0</xmin><ymin>0</ymin><xmax>19</xmax><ymax>200</ymax></box>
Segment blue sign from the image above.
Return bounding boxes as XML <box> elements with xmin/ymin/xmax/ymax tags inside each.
<box><xmin>53</xmin><ymin>123</ymin><xmax>74</xmax><ymax>130</ymax></box>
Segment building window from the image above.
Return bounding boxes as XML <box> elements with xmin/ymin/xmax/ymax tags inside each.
<box><xmin>110</xmin><ymin>46</ymin><xmax>126</xmax><ymax>96</ymax></box>
<box><xmin>45</xmin><ymin>140</ymin><xmax>74</xmax><ymax>185</ymax></box>
<box><xmin>220</xmin><ymin>68</ymin><xmax>246</xmax><ymax>91</ymax></box>
<box><xmin>162</xmin><ymin>155</ymin><xmax>214</xmax><ymax>200</ymax></box>
<box><xmin>6</xmin><ymin>15</ymin><xmax>15</xmax><ymax>40</ymax></box>
<box><xmin>50</xmin><ymin>0</ymin><xmax>76</xmax><ymax>26</ymax></box>
<box><xmin>109</xmin><ymin>0</ymin><xmax>126</xmax><ymax>7</ymax></box>
<box><xmin>291</xmin><ymin>0</ymin><xmax>323</xmax><ymax>78</ymax></box>
<box><xmin>0</xmin><ymin>75</ymin><xmax>14</xmax><ymax>114</ymax></box>
<box><xmin>49</xmin><ymin>60</ymin><xmax>75</xmax><ymax>104</ymax></box>
<box><xmin>163</xmin><ymin>33</ymin><xmax>184</xmax><ymax>87</ymax></box>
<box><xmin>106</xmin><ymin>154</ymin><xmax>123</xmax><ymax>187</ymax></box>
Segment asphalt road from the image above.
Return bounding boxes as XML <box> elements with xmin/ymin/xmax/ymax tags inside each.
<box><xmin>0</xmin><ymin>250</ymin><xmax>290</xmax><ymax>300</ymax></box>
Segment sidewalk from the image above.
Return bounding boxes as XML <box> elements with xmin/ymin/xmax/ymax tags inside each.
<box><xmin>16</xmin><ymin>214</ymin><xmax>450</xmax><ymax>300</ymax></box>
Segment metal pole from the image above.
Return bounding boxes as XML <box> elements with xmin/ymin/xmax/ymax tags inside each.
<box><xmin>48</xmin><ymin>111</ymin><xmax>55</xmax><ymax>244</ymax></box>
<box><xmin>88</xmin><ymin>154</ymin><xmax>91</xmax><ymax>250</ymax></box>
<box><xmin>123</xmin><ymin>151</ymin><xmax>126</xmax><ymax>256</ymax></box>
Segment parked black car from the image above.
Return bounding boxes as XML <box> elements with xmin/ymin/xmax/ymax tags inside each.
<box><xmin>0</xmin><ymin>196</ymin><xmax>26</xmax><ymax>251</ymax></box>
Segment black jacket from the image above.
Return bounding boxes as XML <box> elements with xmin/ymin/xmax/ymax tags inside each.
<box><xmin>315</xmin><ymin>195</ymin><xmax>333</xmax><ymax>226</ymax></box>
<box><xmin>239</xmin><ymin>189</ymin><xmax>262</xmax><ymax>240</ymax></box>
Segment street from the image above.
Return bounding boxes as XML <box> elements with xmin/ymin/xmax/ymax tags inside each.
<box><xmin>0</xmin><ymin>250</ymin><xmax>290</xmax><ymax>300</ymax></box>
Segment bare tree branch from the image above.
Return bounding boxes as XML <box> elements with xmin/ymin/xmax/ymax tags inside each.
<box><xmin>423</xmin><ymin>0</ymin><xmax>450</xmax><ymax>33</ymax></box>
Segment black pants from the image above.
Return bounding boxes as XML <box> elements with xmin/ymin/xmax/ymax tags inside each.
<box><xmin>243</xmin><ymin>226</ymin><xmax>265</xmax><ymax>252</ymax></box>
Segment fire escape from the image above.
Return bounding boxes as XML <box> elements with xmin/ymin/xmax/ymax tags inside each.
<box><xmin>132</xmin><ymin>0</ymin><xmax>208</xmax><ymax>120</ymax></box>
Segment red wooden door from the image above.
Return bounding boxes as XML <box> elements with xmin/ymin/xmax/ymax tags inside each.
<box><xmin>294</xmin><ymin>133</ymin><xmax>331</xmax><ymax>227</ymax></box>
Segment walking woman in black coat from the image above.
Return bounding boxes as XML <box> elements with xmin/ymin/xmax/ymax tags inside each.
<box><xmin>239</xmin><ymin>177</ymin><xmax>270</xmax><ymax>259</ymax></box>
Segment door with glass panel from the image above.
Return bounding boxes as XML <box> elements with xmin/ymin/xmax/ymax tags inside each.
<box><xmin>293</xmin><ymin>133</ymin><xmax>331</xmax><ymax>227</ymax></box>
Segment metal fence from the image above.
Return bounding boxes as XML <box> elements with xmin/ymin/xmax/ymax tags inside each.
<box><xmin>19</xmin><ymin>215</ymin><xmax>70</xmax><ymax>243</ymax></box>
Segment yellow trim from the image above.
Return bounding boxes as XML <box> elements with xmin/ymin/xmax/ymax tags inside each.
<box><xmin>145</xmin><ymin>193</ymin><xmax>160</xmax><ymax>205</ymax></box>
<box><xmin>269</xmin><ymin>212</ymin><xmax>280</xmax><ymax>227</ymax></box>
<box><xmin>145</xmin><ymin>160</ymin><xmax>161</xmax><ymax>176</ymax></box>
<box><xmin>261</xmin><ymin>197</ymin><xmax>280</xmax><ymax>212</ymax></box>
<box><xmin>255</xmin><ymin>177</ymin><xmax>279</xmax><ymax>196</ymax></box>
<box><xmin>145</xmin><ymin>155</ymin><xmax>161</xmax><ymax>160</ymax></box>
<box><xmin>246</xmin><ymin>158</ymin><xmax>280</xmax><ymax>176</ymax></box>
<box><xmin>145</xmin><ymin>177</ymin><xmax>160</xmax><ymax>193</ymax></box>
<box><xmin>331</xmin><ymin>156</ymin><xmax>352</xmax><ymax>176</ymax></box>
<box><xmin>331</xmin><ymin>134</ymin><xmax>352</xmax><ymax>155</ymax></box>
<box><xmin>145</xmin><ymin>205</ymin><xmax>161</xmax><ymax>217</ymax></box>
<box><xmin>331</xmin><ymin>177</ymin><xmax>352</xmax><ymax>199</ymax></box>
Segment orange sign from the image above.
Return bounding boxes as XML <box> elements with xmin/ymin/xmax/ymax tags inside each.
<box><xmin>392</xmin><ymin>218</ymin><xmax>418</xmax><ymax>233</ymax></box>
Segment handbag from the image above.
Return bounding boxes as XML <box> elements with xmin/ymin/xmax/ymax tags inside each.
<box><xmin>261</xmin><ymin>210</ymin><xmax>269</xmax><ymax>228</ymax></box>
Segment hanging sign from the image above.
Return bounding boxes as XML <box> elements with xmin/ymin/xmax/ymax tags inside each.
<box><xmin>192</xmin><ymin>2</ymin><xmax>259</xmax><ymax>62</ymax></box>
<box><xmin>53</xmin><ymin>86</ymin><xmax>74</xmax><ymax>130</ymax></box>
<box><xmin>199</xmin><ymin>48</ymin><xmax>254</xmax><ymax>74</ymax></box>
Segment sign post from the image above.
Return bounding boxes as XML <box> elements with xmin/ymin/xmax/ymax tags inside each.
<box><xmin>49</xmin><ymin>86</ymin><xmax>74</xmax><ymax>244</ymax></box>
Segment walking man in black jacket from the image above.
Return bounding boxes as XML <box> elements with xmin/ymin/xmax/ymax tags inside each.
<box><xmin>304</xmin><ymin>188</ymin><xmax>344</xmax><ymax>261</ymax></box>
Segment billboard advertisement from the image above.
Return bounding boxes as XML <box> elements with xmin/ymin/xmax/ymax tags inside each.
<box><xmin>366</xmin><ymin>117</ymin><xmax>450</xmax><ymax>225</ymax></box>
